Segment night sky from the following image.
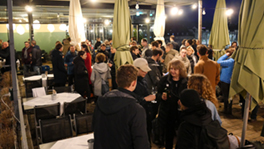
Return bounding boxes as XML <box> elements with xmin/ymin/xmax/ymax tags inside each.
<box><xmin>165</xmin><ymin>0</ymin><xmax>242</xmax><ymax>33</ymax></box>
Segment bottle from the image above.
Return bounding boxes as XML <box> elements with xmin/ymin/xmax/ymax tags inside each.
<box><xmin>52</xmin><ymin>87</ymin><xmax>57</xmax><ymax>100</ymax></box>
<box><xmin>16</xmin><ymin>59</ymin><xmax>20</xmax><ymax>71</ymax></box>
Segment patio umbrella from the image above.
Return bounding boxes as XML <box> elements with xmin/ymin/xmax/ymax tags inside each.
<box><xmin>208</xmin><ymin>0</ymin><xmax>230</xmax><ymax>61</ymax></box>
<box><xmin>153</xmin><ymin>0</ymin><xmax>165</xmax><ymax>45</ymax></box>
<box><xmin>112</xmin><ymin>0</ymin><xmax>133</xmax><ymax>70</ymax></box>
<box><xmin>229</xmin><ymin>0</ymin><xmax>264</xmax><ymax>146</ymax></box>
<box><xmin>68</xmin><ymin>0</ymin><xmax>86</xmax><ymax>48</ymax></box>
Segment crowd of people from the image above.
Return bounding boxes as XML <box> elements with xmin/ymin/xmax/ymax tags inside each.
<box><xmin>0</xmin><ymin>35</ymin><xmax>260</xmax><ymax>148</ymax></box>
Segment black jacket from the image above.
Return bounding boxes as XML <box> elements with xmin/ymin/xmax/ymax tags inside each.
<box><xmin>94</xmin><ymin>41</ymin><xmax>101</xmax><ymax>50</ymax></box>
<box><xmin>93</xmin><ymin>89</ymin><xmax>150</xmax><ymax>149</ymax></box>
<box><xmin>170</xmin><ymin>41</ymin><xmax>180</xmax><ymax>51</ymax></box>
<box><xmin>131</xmin><ymin>52</ymin><xmax>138</xmax><ymax>60</ymax></box>
<box><xmin>0</xmin><ymin>47</ymin><xmax>11</xmax><ymax>72</ymax></box>
<box><xmin>157</xmin><ymin>75</ymin><xmax>187</xmax><ymax>126</ymax></box>
<box><xmin>52</xmin><ymin>50</ymin><xmax>67</xmax><ymax>84</ymax></box>
<box><xmin>187</xmin><ymin>55</ymin><xmax>195</xmax><ymax>74</ymax></box>
<box><xmin>22</xmin><ymin>46</ymin><xmax>32</xmax><ymax>64</ymax></box>
<box><xmin>73</xmin><ymin>56</ymin><xmax>90</xmax><ymax>96</ymax></box>
<box><xmin>98</xmin><ymin>49</ymin><xmax>109</xmax><ymax>62</ymax></box>
<box><xmin>176</xmin><ymin>102</ymin><xmax>212</xmax><ymax>149</ymax></box>
<box><xmin>145</xmin><ymin>58</ymin><xmax>162</xmax><ymax>93</ymax></box>
<box><xmin>32</xmin><ymin>45</ymin><xmax>42</xmax><ymax>66</ymax></box>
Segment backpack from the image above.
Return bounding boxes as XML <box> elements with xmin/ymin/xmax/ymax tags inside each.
<box><xmin>197</xmin><ymin>120</ymin><xmax>229</xmax><ymax>149</ymax></box>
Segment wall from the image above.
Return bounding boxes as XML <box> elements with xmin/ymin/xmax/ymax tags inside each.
<box><xmin>0</xmin><ymin>24</ymin><xmax>67</xmax><ymax>52</ymax></box>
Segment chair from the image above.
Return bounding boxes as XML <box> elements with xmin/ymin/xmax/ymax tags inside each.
<box><xmin>25</xmin><ymin>79</ymin><xmax>42</xmax><ymax>98</ymax></box>
<box><xmin>34</xmin><ymin>103</ymin><xmax>60</xmax><ymax>144</ymax></box>
<box><xmin>54</xmin><ymin>86</ymin><xmax>71</xmax><ymax>93</ymax></box>
<box><xmin>63</xmin><ymin>97</ymin><xmax>86</xmax><ymax>116</ymax></box>
<box><xmin>32</xmin><ymin>87</ymin><xmax>46</xmax><ymax>97</ymax></box>
<box><xmin>74</xmin><ymin>113</ymin><xmax>93</xmax><ymax>135</ymax></box>
<box><xmin>39</xmin><ymin>116</ymin><xmax>73</xmax><ymax>143</ymax></box>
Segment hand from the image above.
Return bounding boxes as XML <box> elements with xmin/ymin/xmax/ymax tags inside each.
<box><xmin>162</xmin><ymin>92</ymin><xmax>167</xmax><ymax>100</ymax></box>
<box><xmin>108</xmin><ymin>63</ymin><xmax>113</xmax><ymax>67</ymax></box>
<box><xmin>160</xmin><ymin>59</ymin><xmax>164</xmax><ymax>63</ymax></box>
<box><xmin>64</xmin><ymin>64</ymin><xmax>68</xmax><ymax>67</ymax></box>
<box><xmin>144</xmin><ymin>94</ymin><xmax>156</xmax><ymax>102</ymax></box>
<box><xmin>226</xmin><ymin>52</ymin><xmax>231</xmax><ymax>57</ymax></box>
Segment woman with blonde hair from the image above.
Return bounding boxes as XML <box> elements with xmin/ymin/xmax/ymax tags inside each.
<box><xmin>188</xmin><ymin>74</ymin><xmax>222</xmax><ymax>125</ymax></box>
<box><xmin>157</xmin><ymin>59</ymin><xmax>188</xmax><ymax>149</ymax></box>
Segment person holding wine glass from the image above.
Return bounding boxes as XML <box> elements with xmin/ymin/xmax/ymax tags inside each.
<box><xmin>156</xmin><ymin>59</ymin><xmax>188</xmax><ymax>149</ymax></box>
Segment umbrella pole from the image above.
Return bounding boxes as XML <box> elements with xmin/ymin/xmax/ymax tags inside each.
<box><xmin>240</xmin><ymin>93</ymin><xmax>251</xmax><ymax>147</ymax></box>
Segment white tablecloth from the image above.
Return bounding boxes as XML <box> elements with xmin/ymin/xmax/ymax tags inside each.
<box><xmin>23</xmin><ymin>74</ymin><xmax>54</xmax><ymax>87</ymax></box>
<box><xmin>46</xmin><ymin>133</ymin><xmax>94</xmax><ymax>149</ymax></box>
<box><xmin>23</xmin><ymin>93</ymin><xmax>81</xmax><ymax>115</ymax></box>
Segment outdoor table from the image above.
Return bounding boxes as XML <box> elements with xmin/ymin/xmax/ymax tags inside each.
<box><xmin>23</xmin><ymin>92</ymin><xmax>82</xmax><ymax>115</ymax></box>
<box><xmin>23</xmin><ymin>74</ymin><xmax>54</xmax><ymax>87</ymax></box>
<box><xmin>40</xmin><ymin>133</ymin><xmax>94</xmax><ymax>149</ymax></box>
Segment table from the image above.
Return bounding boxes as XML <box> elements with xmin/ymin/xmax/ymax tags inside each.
<box><xmin>23</xmin><ymin>74</ymin><xmax>54</xmax><ymax>87</ymax></box>
<box><xmin>23</xmin><ymin>93</ymin><xmax>81</xmax><ymax>115</ymax></box>
<box><xmin>40</xmin><ymin>133</ymin><xmax>94</xmax><ymax>149</ymax></box>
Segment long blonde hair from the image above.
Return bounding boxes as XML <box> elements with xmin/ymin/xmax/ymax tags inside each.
<box><xmin>188</xmin><ymin>74</ymin><xmax>218</xmax><ymax>107</ymax></box>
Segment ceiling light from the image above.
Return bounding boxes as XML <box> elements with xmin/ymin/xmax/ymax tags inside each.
<box><xmin>203</xmin><ymin>9</ymin><xmax>206</xmax><ymax>15</ymax></box>
<box><xmin>104</xmin><ymin>20</ymin><xmax>110</xmax><ymax>25</ymax></box>
<box><xmin>47</xmin><ymin>24</ymin><xmax>55</xmax><ymax>32</ymax></box>
<box><xmin>99</xmin><ymin>29</ymin><xmax>103</xmax><ymax>33</ymax></box>
<box><xmin>110</xmin><ymin>29</ymin><xmax>113</xmax><ymax>33</ymax></box>
<box><xmin>19</xmin><ymin>20</ymin><xmax>22</xmax><ymax>22</ymax></box>
<box><xmin>136</xmin><ymin>12</ymin><xmax>140</xmax><ymax>16</ymax></box>
<box><xmin>83</xmin><ymin>18</ymin><xmax>87</xmax><ymax>23</ymax></box>
<box><xmin>171</xmin><ymin>7</ymin><xmax>179</xmax><ymax>15</ymax></box>
<box><xmin>226</xmin><ymin>9</ymin><xmax>234</xmax><ymax>16</ymax></box>
<box><xmin>91</xmin><ymin>30</ymin><xmax>94</xmax><ymax>33</ymax></box>
<box><xmin>178</xmin><ymin>9</ymin><xmax>183</xmax><ymax>15</ymax></box>
<box><xmin>145</xmin><ymin>18</ymin><xmax>150</xmax><ymax>23</ymax></box>
<box><xmin>192</xmin><ymin>4</ymin><xmax>197</xmax><ymax>9</ymax></box>
<box><xmin>59</xmin><ymin>24</ymin><xmax>67</xmax><ymax>31</ymax></box>
<box><xmin>17</xmin><ymin>25</ymin><xmax>25</xmax><ymax>35</ymax></box>
<box><xmin>25</xmin><ymin>5</ymin><xmax>33</xmax><ymax>12</ymax></box>
<box><xmin>33</xmin><ymin>20</ymin><xmax>40</xmax><ymax>29</ymax></box>
<box><xmin>135</xmin><ymin>3</ymin><xmax>139</xmax><ymax>10</ymax></box>
<box><xmin>91</xmin><ymin>0</ymin><xmax>96</xmax><ymax>2</ymax></box>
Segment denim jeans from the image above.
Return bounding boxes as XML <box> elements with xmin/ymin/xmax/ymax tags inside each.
<box><xmin>33</xmin><ymin>66</ymin><xmax>41</xmax><ymax>75</ymax></box>
<box><xmin>23</xmin><ymin>64</ymin><xmax>31</xmax><ymax>75</ymax></box>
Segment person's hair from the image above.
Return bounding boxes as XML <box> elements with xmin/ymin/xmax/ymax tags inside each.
<box><xmin>187</xmin><ymin>39</ymin><xmax>193</xmax><ymax>45</ymax></box>
<box><xmin>188</xmin><ymin>74</ymin><xmax>218</xmax><ymax>107</ymax></box>
<box><xmin>31</xmin><ymin>40</ymin><xmax>36</xmax><ymax>46</ymax></box>
<box><xmin>56</xmin><ymin>41</ymin><xmax>61</xmax><ymax>45</ymax></box>
<box><xmin>192</xmin><ymin>39</ymin><xmax>196</xmax><ymax>45</ymax></box>
<box><xmin>208</xmin><ymin>45</ymin><xmax>213</xmax><ymax>49</ymax></box>
<box><xmin>132</xmin><ymin>37</ymin><xmax>136</xmax><ymax>40</ymax></box>
<box><xmin>231</xmin><ymin>41</ymin><xmax>237</xmax><ymax>46</ymax></box>
<box><xmin>116</xmin><ymin>65</ymin><xmax>138</xmax><ymax>88</ymax></box>
<box><xmin>180</xmin><ymin>47</ymin><xmax>187</xmax><ymax>51</ymax></box>
<box><xmin>226</xmin><ymin>47</ymin><xmax>235</xmax><ymax>55</ymax></box>
<box><xmin>108</xmin><ymin>38</ymin><xmax>112</xmax><ymax>41</ymax></box>
<box><xmin>0</xmin><ymin>39</ymin><xmax>2</xmax><ymax>43</ymax></box>
<box><xmin>81</xmin><ymin>44</ymin><xmax>91</xmax><ymax>54</ymax></box>
<box><xmin>166</xmin><ymin>43</ymin><xmax>172</xmax><ymax>49</ymax></box>
<box><xmin>56</xmin><ymin>43</ymin><xmax>63</xmax><ymax>50</ymax></box>
<box><xmin>168</xmin><ymin>59</ymin><xmax>187</xmax><ymax>78</ymax></box>
<box><xmin>142</xmin><ymin>38</ymin><xmax>147</xmax><ymax>43</ymax></box>
<box><xmin>130</xmin><ymin>46</ymin><xmax>138</xmax><ymax>52</ymax></box>
<box><xmin>170</xmin><ymin>35</ymin><xmax>175</xmax><ymax>40</ymax></box>
<box><xmin>24</xmin><ymin>41</ymin><xmax>29</xmax><ymax>44</ymax></box>
<box><xmin>197</xmin><ymin>44</ymin><xmax>208</xmax><ymax>56</ymax></box>
<box><xmin>151</xmin><ymin>41</ymin><xmax>159</xmax><ymax>47</ymax></box>
<box><xmin>78</xmin><ymin>51</ymin><xmax>85</xmax><ymax>57</ymax></box>
<box><xmin>104</xmin><ymin>40</ymin><xmax>110</xmax><ymax>45</ymax></box>
<box><xmin>101</xmin><ymin>43</ymin><xmax>106</xmax><ymax>47</ymax></box>
<box><xmin>152</xmin><ymin>49</ymin><xmax>163</xmax><ymax>56</ymax></box>
<box><xmin>182</xmin><ymin>39</ymin><xmax>187</xmax><ymax>45</ymax></box>
<box><xmin>66</xmin><ymin>37</ymin><xmax>71</xmax><ymax>42</ymax></box>
<box><xmin>157</xmin><ymin>40</ymin><xmax>162</xmax><ymax>45</ymax></box>
<box><xmin>95</xmin><ymin>53</ymin><xmax>106</xmax><ymax>63</ymax></box>
<box><xmin>131</xmin><ymin>40</ymin><xmax>137</xmax><ymax>45</ymax></box>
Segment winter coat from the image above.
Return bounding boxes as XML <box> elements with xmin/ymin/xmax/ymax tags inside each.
<box><xmin>131</xmin><ymin>52</ymin><xmax>138</xmax><ymax>60</ymax></box>
<box><xmin>157</xmin><ymin>75</ymin><xmax>187</xmax><ymax>127</ymax></box>
<box><xmin>0</xmin><ymin>46</ymin><xmax>11</xmax><ymax>72</ymax></box>
<box><xmin>176</xmin><ymin>102</ymin><xmax>212</xmax><ymax>149</ymax></box>
<box><xmin>52</xmin><ymin>50</ymin><xmax>67</xmax><ymax>85</ymax></box>
<box><xmin>141</xmin><ymin>48</ymin><xmax>153</xmax><ymax>58</ymax></box>
<box><xmin>22</xmin><ymin>46</ymin><xmax>32</xmax><ymax>64</ymax></box>
<box><xmin>93</xmin><ymin>88</ymin><xmax>150</xmax><ymax>149</ymax></box>
<box><xmin>145</xmin><ymin>58</ymin><xmax>162</xmax><ymax>93</ymax></box>
<box><xmin>170</xmin><ymin>41</ymin><xmax>180</xmax><ymax>51</ymax></box>
<box><xmin>163</xmin><ymin>49</ymin><xmax>179</xmax><ymax>73</ymax></box>
<box><xmin>84</xmin><ymin>52</ymin><xmax>92</xmax><ymax>84</ymax></box>
<box><xmin>187</xmin><ymin>54</ymin><xmax>197</xmax><ymax>74</ymax></box>
<box><xmin>62</xmin><ymin>39</ymin><xmax>70</xmax><ymax>56</ymax></box>
<box><xmin>94</xmin><ymin>41</ymin><xmax>101</xmax><ymax>50</ymax></box>
<box><xmin>173</xmin><ymin>55</ymin><xmax>192</xmax><ymax>76</ymax></box>
<box><xmin>98</xmin><ymin>49</ymin><xmax>109</xmax><ymax>62</ymax></box>
<box><xmin>217</xmin><ymin>54</ymin><xmax>235</xmax><ymax>84</ymax></box>
<box><xmin>32</xmin><ymin>45</ymin><xmax>42</xmax><ymax>66</ymax></box>
<box><xmin>90</xmin><ymin>62</ymin><xmax>111</xmax><ymax>96</ymax></box>
<box><xmin>64</xmin><ymin>51</ymin><xmax>77</xmax><ymax>75</ymax></box>
<box><xmin>73</xmin><ymin>56</ymin><xmax>90</xmax><ymax>97</ymax></box>
<box><xmin>194</xmin><ymin>55</ymin><xmax>220</xmax><ymax>93</ymax></box>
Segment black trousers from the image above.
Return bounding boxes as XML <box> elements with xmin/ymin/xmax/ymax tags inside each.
<box><xmin>220</xmin><ymin>81</ymin><xmax>232</xmax><ymax>113</ymax></box>
<box><xmin>68</xmin><ymin>74</ymin><xmax>74</xmax><ymax>86</ymax></box>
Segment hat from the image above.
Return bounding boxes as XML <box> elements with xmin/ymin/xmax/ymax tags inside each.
<box><xmin>133</xmin><ymin>58</ymin><xmax>151</xmax><ymax>72</ymax></box>
<box><xmin>180</xmin><ymin>89</ymin><xmax>201</xmax><ymax>108</ymax></box>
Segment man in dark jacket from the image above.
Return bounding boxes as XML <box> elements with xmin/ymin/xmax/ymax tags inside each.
<box><xmin>31</xmin><ymin>40</ymin><xmax>42</xmax><ymax>75</ymax></box>
<box><xmin>22</xmin><ymin>41</ymin><xmax>32</xmax><ymax>74</ymax></box>
<box><xmin>108</xmin><ymin>47</ymin><xmax>117</xmax><ymax>89</ymax></box>
<box><xmin>130</xmin><ymin>45</ymin><xmax>139</xmax><ymax>60</ymax></box>
<box><xmin>0</xmin><ymin>42</ymin><xmax>11</xmax><ymax>73</ymax></box>
<box><xmin>177</xmin><ymin>89</ymin><xmax>212</xmax><ymax>149</ymax></box>
<box><xmin>52</xmin><ymin>43</ymin><xmax>67</xmax><ymax>87</ymax></box>
<box><xmin>94</xmin><ymin>38</ymin><xmax>101</xmax><ymax>50</ymax></box>
<box><xmin>97</xmin><ymin>43</ymin><xmax>109</xmax><ymax>62</ymax></box>
<box><xmin>64</xmin><ymin>45</ymin><xmax>78</xmax><ymax>86</ymax></box>
<box><xmin>169</xmin><ymin>35</ymin><xmax>180</xmax><ymax>51</ymax></box>
<box><xmin>93</xmin><ymin>65</ymin><xmax>150</xmax><ymax>149</ymax></box>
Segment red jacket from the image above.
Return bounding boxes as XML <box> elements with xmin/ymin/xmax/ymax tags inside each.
<box><xmin>84</xmin><ymin>52</ymin><xmax>92</xmax><ymax>84</ymax></box>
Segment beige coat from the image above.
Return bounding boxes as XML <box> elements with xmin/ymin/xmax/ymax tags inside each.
<box><xmin>194</xmin><ymin>56</ymin><xmax>220</xmax><ymax>93</ymax></box>
<box><xmin>163</xmin><ymin>49</ymin><xmax>178</xmax><ymax>73</ymax></box>
<box><xmin>173</xmin><ymin>55</ymin><xmax>192</xmax><ymax>76</ymax></box>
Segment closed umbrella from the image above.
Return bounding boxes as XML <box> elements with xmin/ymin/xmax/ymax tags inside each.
<box><xmin>153</xmin><ymin>0</ymin><xmax>165</xmax><ymax>45</ymax></box>
<box><xmin>208</xmin><ymin>0</ymin><xmax>230</xmax><ymax>61</ymax></box>
<box><xmin>112</xmin><ymin>0</ymin><xmax>133</xmax><ymax>70</ymax></box>
<box><xmin>68</xmin><ymin>0</ymin><xmax>86</xmax><ymax>48</ymax></box>
<box><xmin>229</xmin><ymin>0</ymin><xmax>264</xmax><ymax>146</ymax></box>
